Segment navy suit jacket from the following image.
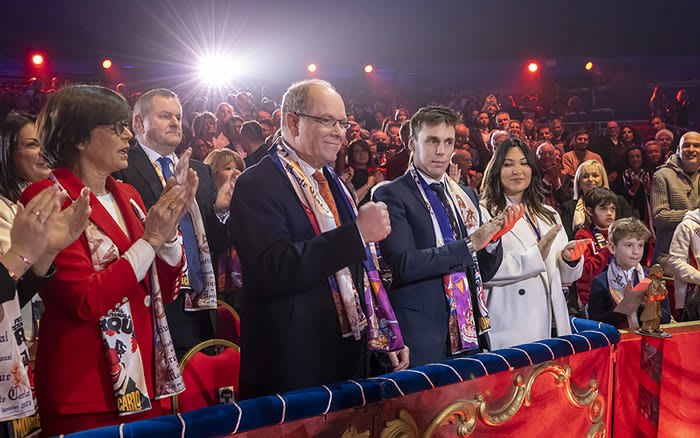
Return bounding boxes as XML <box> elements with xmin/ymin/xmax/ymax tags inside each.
<box><xmin>231</xmin><ymin>154</ymin><xmax>370</xmax><ymax>399</ymax></box>
<box><xmin>113</xmin><ymin>143</ymin><xmax>224</xmax><ymax>357</ymax></box>
<box><xmin>373</xmin><ymin>173</ymin><xmax>502</xmax><ymax>367</ymax></box>
<box><xmin>589</xmin><ymin>268</ymin><xmax>671</xmax><ymax>328</ymax></box>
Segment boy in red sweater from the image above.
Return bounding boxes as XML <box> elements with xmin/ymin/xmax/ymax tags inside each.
<box><xmin>575</xmin><ymin>187</ymin><xmax>617</xmax><ymax>311</ymax></box>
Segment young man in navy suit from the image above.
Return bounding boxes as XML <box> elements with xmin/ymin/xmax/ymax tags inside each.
<box><xmin>374</xmin><ymin>106</ymin><xmax>521</xmax><ymax>367</ymax></box>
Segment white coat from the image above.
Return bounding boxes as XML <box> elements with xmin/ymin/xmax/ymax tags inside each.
<box><xmin>668</xmin><ymin>209</ymin><xmax>700</xmax><ymax>309</ymax></box>
<box><xmin>481</xmin><ymin>202</ymin><xmax>583</xmax><ymax>350</ymax></box>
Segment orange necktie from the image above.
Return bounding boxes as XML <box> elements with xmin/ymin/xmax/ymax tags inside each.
<box><xmin>312</xmin><ymin>170</ymin><xmax>341</xmax><ymax>227</ymax></box>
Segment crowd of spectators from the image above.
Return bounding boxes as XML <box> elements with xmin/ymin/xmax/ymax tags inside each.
<box><xmin>0</xmin><ymin>77</ymin><xmax>699</xmax><ymax>435</ymax></box>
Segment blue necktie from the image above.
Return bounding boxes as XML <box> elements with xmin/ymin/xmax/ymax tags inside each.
<box><xmin>157</xmin><ymin>156</ymin><xmax>205</xmax><ymax>292</ymax></box>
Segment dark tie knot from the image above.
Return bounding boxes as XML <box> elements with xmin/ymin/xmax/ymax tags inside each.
<box><xmin>429</xmin><ymin>182</ymin><xmax>446</xmax><ymax>196</ymax></box>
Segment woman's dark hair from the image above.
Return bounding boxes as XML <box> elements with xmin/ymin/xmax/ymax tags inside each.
<box><xmin>617</xmin><ymin>124</ymin><xmax>641</xmax><ymax>146</ymax></box>
<box><xmin>0</xmin><ymin>113</ymin><xmax>36</xmax><ymax>202</ymax></box>
<box><xmin>38</xmin><ymin>85</ymin><xmax>130</xmax><ymax>169</ymax></box>
<box><xmin>480</xmin><ymin>138</ymin><xmax>557</xmax><ymax>225</ymax></box>
<box><xmin>347</xmin><ymin>139</ymin><xmax>376</xmax><ymax>168</ymax></box>
<box><xmin>192</xmin><ymin>111</ymin><xmax>216</xmax><ymax>140</ymax></box>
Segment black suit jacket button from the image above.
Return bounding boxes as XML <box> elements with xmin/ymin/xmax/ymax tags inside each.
<box><xmin>518</xmin><ymin>289</ymin><xmax>526</xmax><ymax>296</ymax></box>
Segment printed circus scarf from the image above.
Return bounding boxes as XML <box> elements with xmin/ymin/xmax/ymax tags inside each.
<box><xmin>273</xmin><ymin>143</ymin><xmax>404</xmax><ymax>352</ymax></box>
<box><xmin>0</xmin><ymin>197</ymin><xmax>35</xmax><ymax>422</ymax></box>
<box><xmin>0</xmin><ymin>290</ymin><xmax>35</xmax><ymax>422</ymax></box>
<box><xmin>409</xmin><ymin>164</ymin><xmax>490</xmax><ymax>355</ymax></box>
<box><xmin>607</xmin><ymin>257</ymin><xmax>645</xmax><ymax>329</ymax></box>
<box><xmin>149</xmin><ymin>158</ymin><xmax>217</xmax><ymax>312</ymax></box>
<box><xmin>80</xmin><ymin>193</ymin><xmax>184</xmax><ymax>416</ymax></box>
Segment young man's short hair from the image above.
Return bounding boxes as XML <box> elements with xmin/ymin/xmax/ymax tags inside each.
<box><xmin>608</xmin><ymin>217</ymin><xmax>651</xmax><ymax>245</ymax></box>
<box><xmin>409</xmin><ymin>106</ymin><xmax>460</xmax><ymax>141</ymax></box>
<box><xmin>582</xmin><ymin>187</ymin><xmax>617</xmax><ymax>210</ymax></box>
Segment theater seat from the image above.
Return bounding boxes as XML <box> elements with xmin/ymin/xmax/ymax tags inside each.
<box><xmin>171</xmin><ymin>339</ymin><xmax>240</xmax><ymax>414</ymax></box>
<box><xmin>216</xmin><ymin>300</ymin><xmax>240</xmax><ymax>345</ymax></box>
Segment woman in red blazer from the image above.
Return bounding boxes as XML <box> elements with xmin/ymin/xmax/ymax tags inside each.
<box><xmin>20</xmin><ymin>86</ymin><xmax>199</xmax><ymax>436</ymax></box>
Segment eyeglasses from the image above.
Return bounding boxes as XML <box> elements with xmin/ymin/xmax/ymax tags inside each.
<box><xmin>294</xmin><ymin>112</ymin><xmax>351</xmax><ymax>130</ymax></box>
<box><xmin>110</xmin><ymin>121</ymin><xmax>131</xmax><ymax>136</ymax></box>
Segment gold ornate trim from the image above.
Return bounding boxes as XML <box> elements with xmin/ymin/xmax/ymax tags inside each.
<box><xmin>341</xmin><ymin>425</ymin><xmax>371</xmax><ymax>438</ymax></box>
<box><xmin>382</xmin><ymin>361</ymin><xmax>606</xmax><ymax>438</ymax></box>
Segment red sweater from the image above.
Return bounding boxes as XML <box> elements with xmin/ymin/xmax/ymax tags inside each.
<box><xmin>575</xmin><ymin>227</ymin><xmax>611</xmax><ymax>307</ymax></box>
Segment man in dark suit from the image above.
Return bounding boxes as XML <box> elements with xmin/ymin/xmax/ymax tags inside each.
<box><xmin>231</xmin><ymin>79</ymin><xmax>409</xmax><ymax>400</ymax></box>
<box><xmin>114</xmin><ymin>88</ymin><xmax>232</xmax><ymax>358</ymax></box>
<box><xmin>374</xmin><ymin>106</ymin><xmax>520</xmax><ymax>367</ymax></box>
<box><xmin>469</xmin><ymin>111</ymin><xmax>492</xmax><ymax>172</ymax></box>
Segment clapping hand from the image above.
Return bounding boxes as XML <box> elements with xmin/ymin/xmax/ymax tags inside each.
<box><xmin>470</xmin><ymin>204</ymin><xmax>524</xmax><ymax>250</ymax></box>
<box><xmin>562</xmin><ymin>239</ymin><xmax>591</xmax><ymax>262</ymax></box>
<box><xmin>215</xmin><ymin>169</ymin><xmax>239</xmax><ymax>213</ymax></box>
<box><xmin>44</xmin><ymin>186</ymin><xmax>92</xmax><ymax>254</ymax></box>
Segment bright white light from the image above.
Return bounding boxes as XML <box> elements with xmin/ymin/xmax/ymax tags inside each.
<box><xmin>198</xmin><ymin>54</ymin><xmax>236</xmax><ymax>85</ymax></box>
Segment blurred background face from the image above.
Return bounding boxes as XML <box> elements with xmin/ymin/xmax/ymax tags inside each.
<box><xmin>454</xmin><ymin>124</ymin><xmax>469</xmax><ymax>149</ymax></box>
<box><xmin>645</xmin><ymin>143</ymin><xmax>663</xmax><ymax>165</ymax></box>
<box><xmin>538</xmin><ymin>127</ymin><xmax>552</xmax><ymax>141</ymax></box>
<box><xmin>627</xmin><ymin>148</ymin><xmax>643</xmax><ymax>171</ymax></box>
<box><xmin>551</xmin><ymin>120</ymin><xmax>563</xmax><ymax>137</ymax></box>
<box><xmin>621</xmin><ymin>127</ymin><xmax>634</xmax><ymax>143</ymax></box>
<box><xmin>579</xmin><ymin>164</ymin><xmax>603</xmax><ymax>194</ymax></box>
<box><xmin>13</xmin><ymin>122</ymin><xmax>50</xmax><ymax>182</ymax></box>
<box><xmin>657</xmin><ymin>133</ymin><xmax>673</xmax><ymax>152</ymax></box>
<box><xmin>573</xmin><ymin>134</ymin><xmax>589</xmax><ymax>151</ymax></box>
<box><xmin>650</xmin><ymin>117</ymin><xmax>665</xmax><ymax>132</ymax></box>
<box><xmin>477</xmin><ymin>112</ymin><xmax>489</xmax><ymax>128</ymax></box>
<box><xmin>606</xmin><ymin>121</ymin><xmax>619</xmax><ymax>138</ymax></box>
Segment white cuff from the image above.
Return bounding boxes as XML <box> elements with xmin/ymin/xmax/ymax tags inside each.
<box><xmin>158</xmin><ymin>238</ymin><xmax>183</xmax><ymax>266</ymax></box>
<box><xmin>124</xmin><ymin>239</ymin><xmax>156</xmax><ymax>282</ymax></box>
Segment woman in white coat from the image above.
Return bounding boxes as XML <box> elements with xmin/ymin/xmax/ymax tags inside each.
<box><xmin>480</xmin><ymin>138</ymin><xmax>589</xmax><ymax>350</ymax></box>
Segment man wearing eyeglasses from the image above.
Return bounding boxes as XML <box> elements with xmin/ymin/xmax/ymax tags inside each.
<box><xmin>114</xmin><ymin>88</ymin><xmax>233</xmax><ymax>358</ymax></box>
<box><xmin>231</xmin><ymin>79</ymin><xmax>409</xmax><ymax>399</ymax></box>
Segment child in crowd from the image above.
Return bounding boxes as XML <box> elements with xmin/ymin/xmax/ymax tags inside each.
<box><xmin>588</xmin><ymin>218</ymin><xmax>671</xmax><ymax>328</ymax></box>
<box><xmin>575</xmin><ymin>187</ymin><xmax>617</xmax><ymax>310</ymax></box>
<box><xmin>669</xmin><ymin>203</ymin><xmax>700</xmax><ymax>319</ymax></box>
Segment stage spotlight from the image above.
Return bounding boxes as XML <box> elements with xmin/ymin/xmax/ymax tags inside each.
<box><xmin>585</xmin><ymin>61</ymin><xmax>594</xmax><ymax>71</ymax></box>
<box><xmin>527</xmin><ymin>62</ymin><xmax>539</xmax><ymax>73</ymax></box>
<box><xmin>364</xmin><ymin>64</ymin><xmax>373</xmax><ymax>73</ymax></box>
<box><xmin>102</xmin><ymin>59</ymin><xmax>113</xmax><ymax>70</ymax></box>
<box><xmin>32</xmin><ymin>54</ymin><xmax>44</xmax><ymax>66</ymax></box>
<box><xmin>307</xmin><ymin>63</ymin><xmax>317</xmax><ymax>73</ymax></box>
<box><xmin>198</xmin><ymin>54</ymin><xmax>236</xmax><ymax>86</ymax></box>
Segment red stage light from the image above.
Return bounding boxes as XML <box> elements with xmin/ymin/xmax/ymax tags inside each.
<box><xmin>32</xmin><ymin>54</ymin><xmax>44</xmax><ymax>66</ymax></box>
<box><xmin>585</xmin><ymin>61</ymin><xmax>594</xmax><ymax>71</ymax></box>
<box><xmin>364</xmin><ymin>64</ymin><xmax>374</xmax><ymax>73</ymax></box>
<box><xmin>527</xmin><ymin>62</ymin><xmax>539</xmax><ymax>73</ymax></box>
<box><xmin>102</xmin><ymin>59</ymin><xmax>113</xmax><ymax>70</ymax></box>
<box><xmin>307</xmin><ymin>63</ymin><xmax>317</xmax><ymax>73</ymax></box>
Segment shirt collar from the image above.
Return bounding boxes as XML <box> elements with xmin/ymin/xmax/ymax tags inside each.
<box><xmin>281</xmin><ymin>140</ymin><xmax>320</xmax><ymax>179</ymax></box>
<box><xmin>416</xmin><ymin>167</ymin><xmax>447</xmax><ymax>187</ymax></box>
<box><xmin>138</xmin><ymin>142</ymin><xmax>176</xmax><ymax>165</ymax></box>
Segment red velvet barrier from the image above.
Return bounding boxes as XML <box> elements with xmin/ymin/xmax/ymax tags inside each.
<box><xmin>234</xmin><ymin>347</ymin><xmax>614</xmax><ymax>438</ymax></box>
<box><xmin>614</xmin><ymin>323</ymin><xmax>700</xmax><ymax>438</ymax></box>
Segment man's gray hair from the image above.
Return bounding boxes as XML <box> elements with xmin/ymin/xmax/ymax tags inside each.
<box><xmin>133</xmin><ymin>88</ymin><xmax>180</xmax><ymax>117</ymax></box>
<box><xmin>655</xmin><ymin>128</ymin><xmax>674</xmax><ymax>141</ymax></box>
<box><xmin>280</xmin><ymin>79</ymin><xmax>335</xmax><ymax>132</ymax></box>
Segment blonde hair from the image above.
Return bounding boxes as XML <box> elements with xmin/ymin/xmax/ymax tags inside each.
<box><xmin>608</xmin><ymin>217</ymin><xmax>651</xmax><ymax>245</ymax></box>
<box><xmin>204</xmin><ymin>149</ymin><xmax>245</xmax><ymax>177</ymax></box>
<box><xmin>573</xmin><ymin>160</ymin><xmax>609</xmax><ymax>200</ymax></box>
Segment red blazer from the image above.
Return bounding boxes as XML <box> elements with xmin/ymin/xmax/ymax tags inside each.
<box><xmin>20</xmin><ymin>169</ymin><xmax>184</xmax><ymax>420</ymax></box>
<box><xmin>574</xmin><ymin>227</ymin><xmax>611</xmax><ymax>307</ymax></box>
